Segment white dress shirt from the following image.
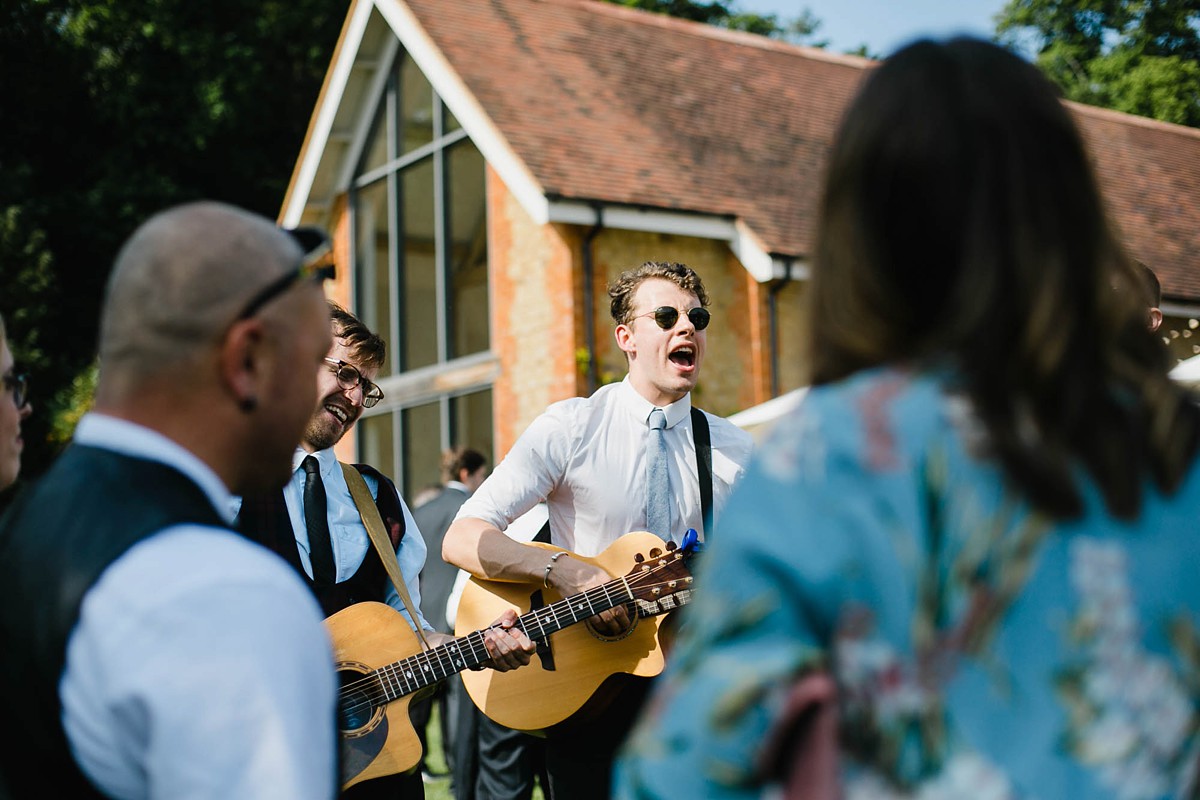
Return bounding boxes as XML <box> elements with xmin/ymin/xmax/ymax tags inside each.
<box><xmin>280</xmin><ymin>446</ymin><xmax>433</xmax><ymax>632</ymax></box>
<box><xmin>61</xmin><ymin>413</ymin><xmax>337</xmax><ymax>800</ymax></box>
<box><xmin>457</xmin><ymin>378</ymin><xmax>754</xmax><ymax>556</ymax></box>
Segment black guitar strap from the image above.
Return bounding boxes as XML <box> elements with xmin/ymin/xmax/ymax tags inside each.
<box><xmin>690</xmin><ymin>405</ymin><xmax>713</xmax><ymax>540</ymax></box>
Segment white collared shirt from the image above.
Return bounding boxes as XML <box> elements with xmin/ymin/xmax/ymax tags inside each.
<box><xmin>281</xmin><ymin>446</ymin><xmax>433</xmax><ymax>632</ymax></box>
<box><xmin>457</xmin><ymin>378</ymin><xmax>754</xmax><ymax>556</ymax></box>
<box><xmin>61</xmin><ymin>413</ymin><xmax>337</xmax><ymax>800</ymax></box>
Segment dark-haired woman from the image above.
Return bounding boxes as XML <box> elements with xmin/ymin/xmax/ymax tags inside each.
<box><xmin>615</xmin><ymin>37</ymin><xmax>1200</xmax><ymax>799</ymax></box>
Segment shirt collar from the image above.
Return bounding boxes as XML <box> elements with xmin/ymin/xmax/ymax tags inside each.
<box><xmin>75</xmin><ymin>412</ymin><xmax>237</xmax><ymax>525</ymax></box>
<box><xmin>445</xmin><ymin>480</ymin><xmax>470</xmax><ymax>494</ymax></box>
<box><xmin>619</xmin><ymin>377</ymin><xmax>692</xmax><ymax>430</ymax></box>
<box><xmin>293</xmin><ymin>446</ymin><xmax>337</xmax><ymax>476</ymax></box>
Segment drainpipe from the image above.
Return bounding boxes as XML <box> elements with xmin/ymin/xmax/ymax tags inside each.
<box><xmin>767</xmin><ymin>257</ymin><xmax>794</xmax><ymax>398</ymax></box>
<box><xmin>581</xmin><ymin>206</ymin><xmax>604</xmax><ymax>393</ymax></box>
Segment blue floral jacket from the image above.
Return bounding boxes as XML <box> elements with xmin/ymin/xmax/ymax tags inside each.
<box><xmin>614</xmin><ymin>367</ymin><xmax>1200</xmax><ymax>799</ymax></box>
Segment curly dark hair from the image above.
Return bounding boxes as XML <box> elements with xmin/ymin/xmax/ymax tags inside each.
<box><xmin>608</xmin><ymin>262</ymin><xmax>709</xmax><ymax>326</ymax></box>
<box><xmin>328</xmin><ymin>302</ymin><xmax>385</xmax><ymax>372</ymax></box>
<box><xmin>808</xmin><ymin>36</ymin><xmax>1200</xmax><ymax>520</ymax></box>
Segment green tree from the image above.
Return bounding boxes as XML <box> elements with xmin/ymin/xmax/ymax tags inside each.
<box><xmin>996</xmin><ymin>0</ymin><xmax>1200</xmax><ymax>127</ymax></box>
<box><xmin>609</xmin><ymin>0</ymin><xmax>829</xmax><ymax>47</ymax></box>
<box><xmin>0</xmin><ymin>0</ymin><xmax>345</xmax><ymax>497</ymax></box>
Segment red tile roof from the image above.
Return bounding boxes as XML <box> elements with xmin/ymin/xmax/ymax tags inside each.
<box><xmin>403</xmin><ymin>0</ymin><xmax>1200</xmax><ymax>302</ymax></box>
<box><xmin>1073</xmin><ymin>104</ymin><xmax>1200</xmax><ymax>301</ymax></box>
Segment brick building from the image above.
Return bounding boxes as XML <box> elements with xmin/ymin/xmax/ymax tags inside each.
<box><xmin>281</xmin><ymin>0</ymin><xmax>1200</xmax><ymax>495</ymax></box>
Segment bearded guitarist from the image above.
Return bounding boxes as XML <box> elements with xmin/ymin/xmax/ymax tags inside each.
<box><xmin>443</xmin><ymin>262</ymin><xmax>754</xmax><ymax>800</ymax></box>
<box><xmin>238</xmin><ymin>303</ymin><xmax>535</xmax><ymax>799</ymax></box>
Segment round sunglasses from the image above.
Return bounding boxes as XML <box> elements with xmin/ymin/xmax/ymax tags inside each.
<box><xmin>633</xmin><ymin>306</ymin><xmax>711</xmax><ymax>331</ymax></box>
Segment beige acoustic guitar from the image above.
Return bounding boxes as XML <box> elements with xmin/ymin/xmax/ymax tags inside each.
<box><xmin>326</xmin><ymin>530</ymin><xmax>694</xmax><ymax>789</ymax></box>
<box><xmin>455</xmin><ymin>530</ymin><xmax>697</xmax><ymax>734</ymax></box>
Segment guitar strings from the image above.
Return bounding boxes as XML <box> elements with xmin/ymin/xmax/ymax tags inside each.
<box><xmin>336</xmin><ymin>557</ymin><xmax>690</xmax><ymax>716</ymax></box>
<box><xmin>337</xmin><ymin>572</ymin><xmax>688</xmax><ymax>716</ymax></box>
<box><xmin>337</xmin><ymin>554</ymin><xmax>684</xmax><ymax>697</ymax></box>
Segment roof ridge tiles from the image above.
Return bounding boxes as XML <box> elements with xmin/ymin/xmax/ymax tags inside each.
<box><xmin>540</xmin><ymin>0</ymin><xmax>877</xmax><ymax>68</ymax></box>
<box><xmin>1065</xmin><ymin>98</ymin><xmax>1200</xmax><ymax>140</ymax></box>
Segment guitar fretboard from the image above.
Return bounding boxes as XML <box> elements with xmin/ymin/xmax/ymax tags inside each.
<box><xmin>368</xmin><ymin>558</ymin><xmax>686</xmax><ymax>703</ymax></box>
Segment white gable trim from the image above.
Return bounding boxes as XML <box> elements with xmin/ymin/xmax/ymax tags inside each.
<box><xmin>281</xmin><ymin>0</ymin><xmax>375</xmax><ymax>228</ymax></box>
<box><xmin>372</xmin><ymin>0</ymin><xmax>549</xmax><ymax>224</ymax></box>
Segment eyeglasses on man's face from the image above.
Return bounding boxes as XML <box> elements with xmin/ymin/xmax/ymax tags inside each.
<box><xmin>324</xmin><ymin>358</ymin><xmax>384</xmax><ymax>408</ymax></box>
<box><xmin>2</xmin><ymin>373</ymin><xmax>28</xmax><ymax>410</ymax></box>
<box><xmin>235</xmin><ymin>226</ymin><xmax>335</xmax><ymax>321</ymax></box>
<box><xmin>633</xmin><ymin>306</ymin><xmax>711</xmax><ymax>331</ymax></box>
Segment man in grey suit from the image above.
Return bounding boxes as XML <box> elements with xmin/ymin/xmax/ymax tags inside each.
<box><xmin>411</xmin><ymin>446</ymin><xmax>488</xmax><ymax>780</ymax></box>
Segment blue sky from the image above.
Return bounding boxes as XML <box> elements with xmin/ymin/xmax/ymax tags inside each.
<box><xmin>738</xmin><ymin>0</ymin><xmax>1011</xmax><ymax>58</ymax></box>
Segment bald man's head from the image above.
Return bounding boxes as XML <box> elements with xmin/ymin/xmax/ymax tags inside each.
<box><xmin>93</xmin><ymin>200</ymin><xmax>334</xmax><ymax>495</ymax></box>
<box><xmin>99</xmin><ymin>201</ymin><xmax>304</xmax><ymax>382</ymax></box>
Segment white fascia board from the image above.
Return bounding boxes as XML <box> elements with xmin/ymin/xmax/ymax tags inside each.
<box><xmin>281</xmin><ymin>0</ymin><xmax>375</xmax><ymax>228</ymax></box>
<box><xmin>731</xmin><ymin>218</ymin><xmax>774</xmax><ymax>282</ymax></box>
<box><xmin>548</xmin><ymin>200</ymin><xmax>805</xmax><ymax>284</ymax></box>
<box><xmin>547</xmin><ymin>200</ymin><xmax>735</xmax><ymax>240</ymax></box>
<box><xmin>1161</xmin><ymin>301</ymin><xmax>1200</xmax><ymax>318</ymax></box>
<box><xmin>373</xmin><ymin>0</ymin><xmax>549</xmax><ymax>224</ymax></box>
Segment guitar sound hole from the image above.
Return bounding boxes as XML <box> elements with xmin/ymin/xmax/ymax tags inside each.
<box><xmin>337</xmin><ymin>668</ymin><xmax>377</xmax><ymax>733</ymax></box>
<box><xmin>584</xmin><ymin>602</ymin><xmax>639</xmax><ymax>642</ymax></box>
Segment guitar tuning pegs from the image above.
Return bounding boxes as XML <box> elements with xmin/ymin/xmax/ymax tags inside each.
<box><xmin>634</xmin><ymin>553</ymin><xmax>645</xmax><ymax>563</ymax></box>
<box><xmin>665</xmin><ymin>540</ymin><xmax>678</xmax><ymax>552</ymax></box>
<box><xmin>649</xmin><ymin>547</ymin><xmax>662</xmax><ymax>558</ymax></box>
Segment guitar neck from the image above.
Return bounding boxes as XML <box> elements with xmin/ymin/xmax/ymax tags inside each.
<box><xmin>371</xmin><ymin>573</ymin><xmax>642</xmax><ymax>703</ymax></box>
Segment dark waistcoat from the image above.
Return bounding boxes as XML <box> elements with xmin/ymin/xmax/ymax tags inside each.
<box><xmin>0</xmin><ymin>444</ymin><xmax>225</xmax><ymax>797</ymax></box>
<box><xmin>237</xmin><ymin>462</ymin><xmax>406</xmax><ymax>618</ymax></box>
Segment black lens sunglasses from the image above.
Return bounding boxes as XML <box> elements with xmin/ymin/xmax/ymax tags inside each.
<box><xmin>633</xmin><ymin>306</ymin><xmax>711</xmax><ymax>331</ymax></box>
<box><xmin>236</xmin><ymin>226</ymin><xmax>335</xmax><ymax>321</ymax></box>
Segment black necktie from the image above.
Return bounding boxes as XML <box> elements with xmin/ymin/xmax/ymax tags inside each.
<box><xmin>302</xmin><ymin>456</ymin><xmax>336</xmax><ymax>584</ymax></box>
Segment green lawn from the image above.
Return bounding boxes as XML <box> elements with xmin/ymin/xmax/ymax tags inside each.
<box><xmin>421</xmin><ymin>703</ymin><xmax>545</xmax><ymax>800</ymax></box>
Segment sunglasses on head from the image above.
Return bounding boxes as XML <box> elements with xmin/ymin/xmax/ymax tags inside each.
<box><xmin>235</xmin><ymin>226</ymin><xmax>335</xmax><ymax>321</ymax></box>
<box><xmin>633</xmin><ymin>306</ymin><xmax>711</xmax><ymax>331</ymax></box>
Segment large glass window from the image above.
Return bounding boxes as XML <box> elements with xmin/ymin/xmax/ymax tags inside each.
<box><xmin>447</xmin><ymin>142</ymin><xmax>489</xmax><ymax>359</ymax></box>
<box><xmin>358</xmin><ymin>389</ymin><xmax>494</xmax><ymax>498</ymax></box>
<box><xmin>401</xmin><ymin>158</ymin><xmax>437</xmax><ymax>369</ymax></box>
<box><xmin>350</xmin><ymin>49</ymin><xmax>492</xmax><ymax>496</ymax></box>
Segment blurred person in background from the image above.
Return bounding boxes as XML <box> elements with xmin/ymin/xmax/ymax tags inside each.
<box><xmin>0</xmin><ymin>313</ymin><xmax>32</xmax><ymax>492</ymax></box>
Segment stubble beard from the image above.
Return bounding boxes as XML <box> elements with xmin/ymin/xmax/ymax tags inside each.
<box><xmin>303</xmin><ymin>398</ymin><xmax>356</xmax><ymax>452</ymax></box>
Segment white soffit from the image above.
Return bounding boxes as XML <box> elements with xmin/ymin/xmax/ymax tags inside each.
<box><xmin>548</xmin><ymin>201</ymin><xmax>797</xmax><ymax>283</ymax></box>
<box><xmin>1161</xmin><ymin>301</ymin><xmax>1200</xmax><ymax>318</ymax></box>
<box><xmin>373</xmin><ymin>0</ymin><xmax>550</xmax><ymax>224</ymax></box>
<box><xmin>281</xmin><ymin>0</ymin><xmax>375</xmax><ymax>228</ymax></box>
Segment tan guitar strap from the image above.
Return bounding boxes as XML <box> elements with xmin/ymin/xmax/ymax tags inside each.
<box><xmin>340</xmin><ymin>462</ymin><xmax>431</xmax><ymax>650</ymax></box>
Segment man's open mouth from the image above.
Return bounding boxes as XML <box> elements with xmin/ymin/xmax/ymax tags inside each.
<box><xmin>669</xmin><ymin>345</ymin><xmax>695</xmax><ymax>368</ymax></box>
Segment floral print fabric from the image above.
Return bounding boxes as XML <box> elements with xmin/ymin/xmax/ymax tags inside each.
<box><xmin>613</xmin><ymin>367</ymin><xmax>1200</xmax><ymax>799</ymax></box>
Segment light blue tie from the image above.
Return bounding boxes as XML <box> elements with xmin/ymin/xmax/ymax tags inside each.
<box><xmin>645</xmin><ymin>408</ymin><xmax>671</xmax><ymax>540</ymax></box>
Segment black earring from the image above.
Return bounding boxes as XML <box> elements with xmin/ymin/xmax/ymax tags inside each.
<box><xmin>239</xmin><ymin>396</ymin><xmax>258</xmax><ymax>413</ymax></box>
